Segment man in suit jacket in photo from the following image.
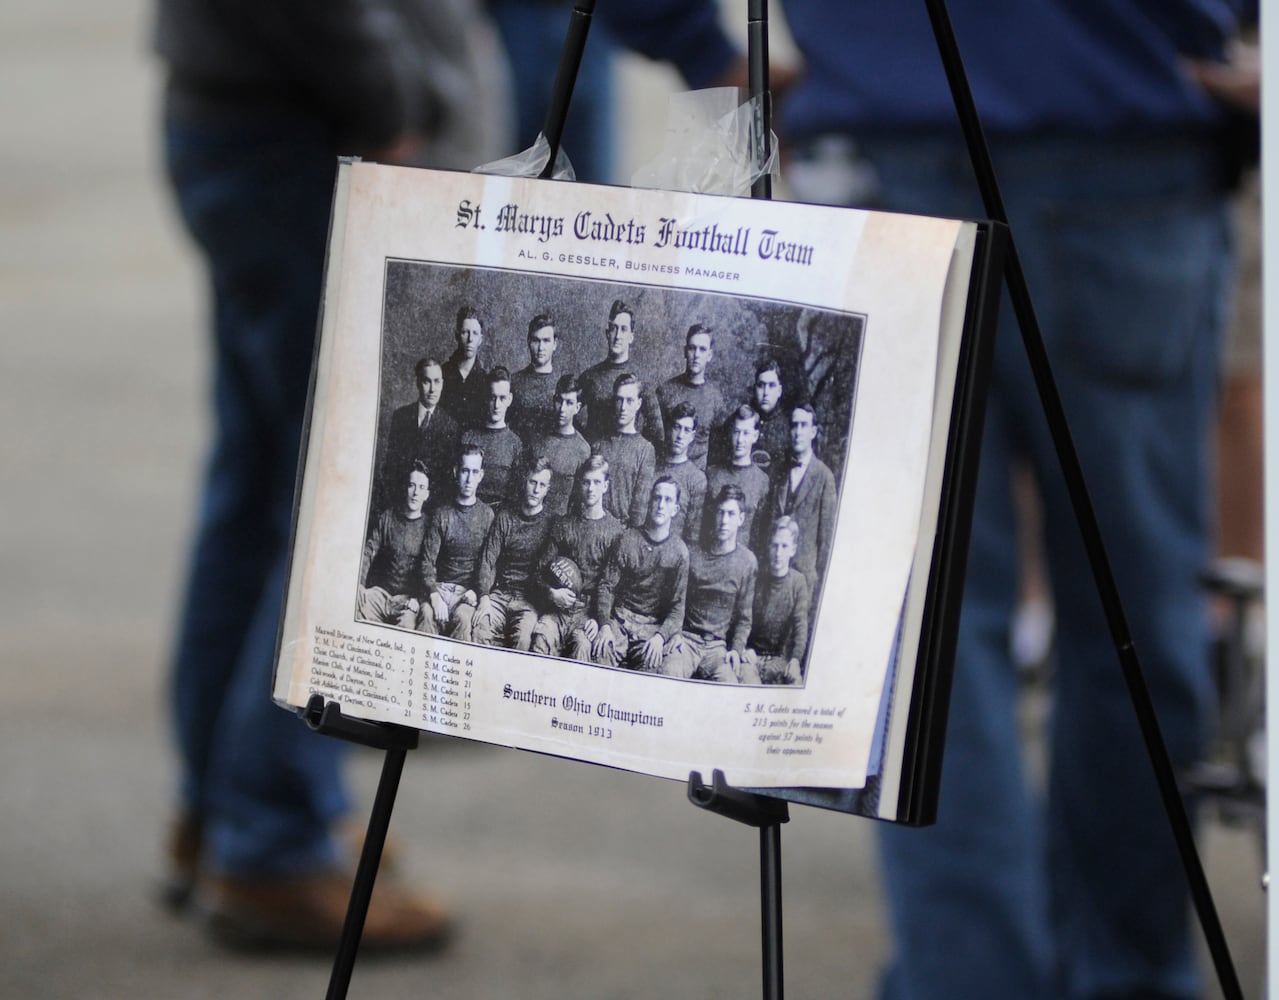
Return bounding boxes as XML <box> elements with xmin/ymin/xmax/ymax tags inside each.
<box><xmin>762</xmin><ymin>401</ymin><xmax>835</xmax><ymax>603</ymax></box>
<box><xmin>378</xmin><ymin>356</ymin><xmax>458</xmax><ymax>515</ymax></box>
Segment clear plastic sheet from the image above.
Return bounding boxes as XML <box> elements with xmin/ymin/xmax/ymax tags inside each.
<box><xmin>630</xmin><ymin>88</ymin><xmax>779</xmax><ymax>197</ymax></box>
<box><xmin>474</xmin><ymin>89</ymin><xmax>779</xmax><ymax>196</ymax></box>
<box><xmin>474</xmin><ymin>132</ymin><xmax>576</xmax><ymax>181</ymax></box>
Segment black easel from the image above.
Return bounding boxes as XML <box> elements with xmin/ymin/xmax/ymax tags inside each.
<box><xmin>304</xmin><ymin>2</ymin><xmax>1244</xmax><ymax>998</ymax></box>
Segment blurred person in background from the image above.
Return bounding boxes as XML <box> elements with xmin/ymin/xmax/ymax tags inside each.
<box><xmin>1215</xmin><ymin>169</ymin><xmax>1263</xmax><ymax>568</ymax></box>
<box><xmin>1190</xmin><ymin>34</ymin><xmax>1263</xmax><ymax>571</ymax></box>
<box><xmin>604</xmin><ymin>2</ymin><xmax>1256</xmax><ymax>998</ymax></box>
<box><xmin>155</xmin><ymin>0</ymin><xmax>509</xmax><ymax>952</ymax></box>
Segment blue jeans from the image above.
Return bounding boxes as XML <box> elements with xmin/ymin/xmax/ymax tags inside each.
<box><xmin>165</xmin><ymin>114</ymin><xmax>347</xmax><ymax>876</ymax></box>
<box><xmin>791</xmin><ymin>134</ymin><xmax>1229</xmax><ymax>1000</ymax></box>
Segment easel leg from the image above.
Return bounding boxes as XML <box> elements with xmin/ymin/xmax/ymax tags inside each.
<box><xmin>759</xmin><ymin>823</ymin><xmax>784</xmax><ymax>1000</ymax></box>
<box><xmin>302</xmin><ymin>698</ymin><xmax>420</xmax><ymax>1000</ymax></box>
<box><xmin>689</xmin><ymin>770</ymin><xmax>789</xmax><ymax>999</ymax></box>
<box><xmin>746</xmin><ymin>11</ymin><xmax>781</xmax><ymax>992</ymax></box>
<box><xmin>325</xmin><ymin>745</ymin><xmax>408</xmax><ymax>1000</ymax></box>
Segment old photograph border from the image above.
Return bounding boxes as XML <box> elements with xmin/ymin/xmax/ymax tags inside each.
<box><xmin>355</xmin><ymin>256</ymin><xmax>867</xmax><ymax>688</ymax></box>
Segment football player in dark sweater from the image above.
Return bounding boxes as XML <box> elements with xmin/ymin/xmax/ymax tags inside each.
<box><xmin>417</xmin><ymin>444</ymin><xmax>494</xmax><ymax>640</ymax></box>
<box><xmin>742</xmin><ymin>515</ymin><xmax>810</xmax><ymax>685</ymax></box>
<box><xmin>655</xmin><ymin>401</ymin><xmax>707</xmax><ymax>545</ymax></box>
<box><xmin>357</xmin><ymin>461</ymin><xmax>431</xmax><ymax>628</ymax></box>
<box><xmin>440</xmin><ymin>304</ymin><xmax>488</xmax><ymax>429</ymax></box>
<box><xmin>508</xmin><ymin>313</ymin><xmax>559</xmax><ymax>445</ymax></box>
<box><xmin>594</xmin><ymin>372</ymin><xmax>656</xmax><ymax>527</ymax></box>
<box><xmin>656</xmin><ymin>324</ymin><xmax>724</xmax><ymax>469</ymax></box>
<box><xmin>529</xmin><ymin>454</ymin><xmax>625</xmax><ymax>660</ymax></box>
<box><xmin>577</xmin><ymin>298</ymin><xmax>663</xmax><ymax>448</ymax></box>
<box><xmin>525</xmin><ymin>373</ymin><xmax>591</xmax><ymax>517</ymax></box>
<box><xmin>470</xmin><ymin>455</ymin><xmax>555</xmax><ymax>650</ymax></box>
<box><xmin>704</xmin><ymin>404</ymin><xmax>770</xmax><ymax>549</ymax></box>
<box><xmin>460</xmin><ymin>365</ymin><xmax>524</xmax><ymax>508</ymax></box>
<box><xmin>663</xmin><ymin>484</ymin><xmax>757</xmax><ymax>683</ymax></box>
<box><xmin>592</xmin><ymin>476</ymin><xmax>689</xmax><ymax>671</ymax></box>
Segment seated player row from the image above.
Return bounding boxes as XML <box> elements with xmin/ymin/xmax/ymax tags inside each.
<box><xmin>358</xmin><ymin>448</ymin><xmax>822</xmax><ymax>685</ymax></box>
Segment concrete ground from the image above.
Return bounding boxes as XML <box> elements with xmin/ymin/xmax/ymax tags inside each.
<box><xmin>0</xmin><ymin>2</ymin><xmax>1265</xmax><ymax>997</ymax></box>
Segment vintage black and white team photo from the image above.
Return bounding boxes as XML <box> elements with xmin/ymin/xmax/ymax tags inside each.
<box><xmin>355</xmin><ymin>259</ymin><xmax>866</xmax><ymax>686</ymax></box>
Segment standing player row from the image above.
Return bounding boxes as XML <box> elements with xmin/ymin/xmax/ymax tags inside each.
<box><xmin>375</xmin><ymin>299</ymin><xmax>814</xmax><ymax>523</ymax></box>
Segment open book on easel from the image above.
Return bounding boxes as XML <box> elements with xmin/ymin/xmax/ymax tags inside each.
<box><xmin>272</xmin><ymin>160</ymin><xmax>1004</xmax><ymax>825</ymax></box>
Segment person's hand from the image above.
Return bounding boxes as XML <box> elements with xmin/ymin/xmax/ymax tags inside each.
<box><xmin>582</xmin><ymin>618</ymin><xmax>600</xmax><ymax>641</ymax></box>
<box><xmin>461</xmin><ymin>590</ymin><xmax>477</xmax><ymax>607</ymax></box>
<box><xmin>641</xmin><ymin>632</ymin><xmax>665</xmax><ymax>672</ymax></box>
<box><xmin>1185</xmin><ymin>41</ymin><xmax>1260</xmax><ymax>114</ymax></box>
<box><xmin>591</xmin><ymin>624</ymin><xmax>615</xmax><ymax>662</ymax></box>
<box><xmin>548</xmin><ymin>586</ymin><xmax>576</xmax><ymax>610</ymax></box>
<box><xmin>786</xmin><ymin>658</ymin><xmax>802</xmax><ymax>685</ymax></box>
<box><xmin>726</xmin><ymin>650</ymin><xmax>743</xmax><ymax>681</ymax></box>
<box><xmin>429</xmin><ymin>591</ymin><xmax>448</xmax><ymax>625</ymax></box>
<box><xmin>367</xmin><ymin>131</ymin><xmax>427</xmax><ymax>166</ymax></box>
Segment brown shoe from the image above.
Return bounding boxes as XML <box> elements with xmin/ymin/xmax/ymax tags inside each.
<box><xmin>161</xmin><ymin>813</ymin><xmax>400</xmax><ymax>912</ymax></box>
<box><xmin>201</xmin><ymin>869</ymin><xmax>452</xmax><ymax>955</ymax></box>
<box><xmin>160</xmin><ymin>812</ymin><xmax>204</xmax><ymax>911</ymax></box>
